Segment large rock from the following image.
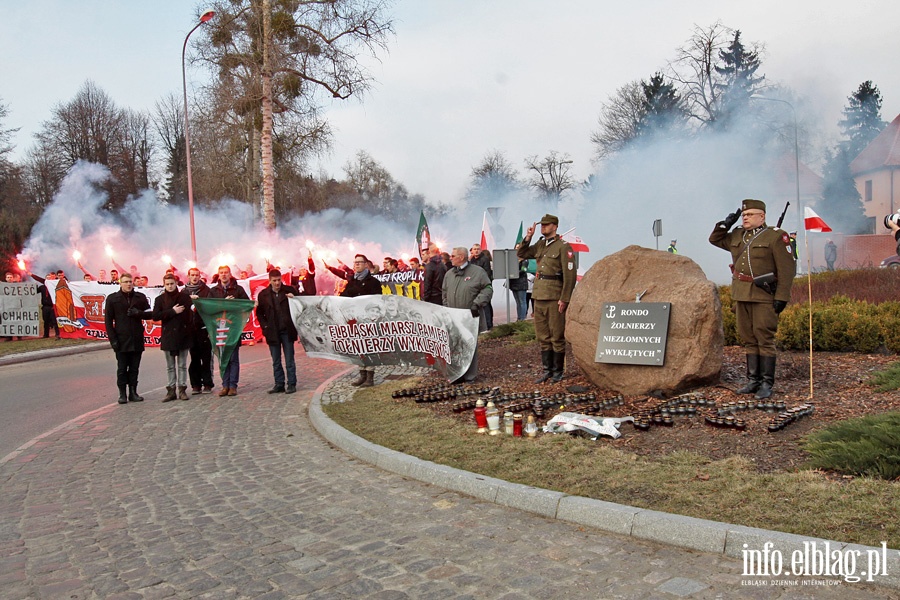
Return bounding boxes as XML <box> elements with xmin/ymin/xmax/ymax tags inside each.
<box><xmin>566</xmin><ymin>245</ymin><xmax>723</xmax><ymax>395</ymax></box>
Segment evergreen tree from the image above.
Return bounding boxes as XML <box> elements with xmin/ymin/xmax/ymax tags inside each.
<box><xmin>838</xmin><ymin>81</ymin><xmax>886</xmax><ymax>159</ymax></box>
<box><xmin>819</xmin><ymin>146</ymin><xmax>869</xmax><ymax>234</ymax></box>
<box><xmin>711</xmin><ymin>30</ymin><xmax>765</xmax><ymax>129</ymax></box>
<box><xmin>636</xmin><ymin>72</ymin><xmax>685</xmax><ymax>136</ymax></box>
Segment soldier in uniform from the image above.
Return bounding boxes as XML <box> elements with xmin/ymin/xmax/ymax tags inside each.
<box><xmin>709</xmin><ymin>199</ymin><xmax>796</xmax><ymax>399</ymax></box>
<box><xmin>517</xmin><ymin>214</ymin><xmax>577</xmax><ymax>383</ymax></box>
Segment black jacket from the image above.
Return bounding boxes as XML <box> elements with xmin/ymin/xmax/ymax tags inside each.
<box><xmin>152</xmin><ymin>289</ymin><xmax>194</xmax><ymax>353</ymax></box>
<box><xmin>256</xmin><ymin>284</ymin><xmax>299</xmax><ymax>344</ymax></box>
<box><xmin>471</xmin><ymin>251</ymin><xmax>493</xmax><ymax>280</ymax></box>
<box><xmin>340</xmin><ymin>272</ymin><xmax>383</xmax><ymax>297</ymax></box>
<box><xmin>209</xmin><ymin>278</ymin><xmax>249</xmax><ymax>300</ymax></box>
<box><xmin>105</xmin><ymin>290</ymin><xmax>151</xmax><ymax>353</ymax></box>
<box><xmin>423</xmin><ymin>254</ymin><xmax>446</xmax><ymax>304</ymax></box>
<box><xmin>184</xmin><ymin>281</ymin><xmax>211</xmax><ymax>331</ymax></box>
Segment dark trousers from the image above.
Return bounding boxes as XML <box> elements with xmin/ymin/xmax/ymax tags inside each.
<box><xmin>483</xmin><ymin>303</ymin><xmax>494</xmax><ymax>329</ymax></box>
<box><xmin>189</xmin><ymin>333</ymin><xmax>214</xmax><ymax>388</ymax></box>
<box><xmin>42</xmin><ymin>306</ymin><xmax>59</xmax><ymax>338</ymax></box>
<box><xmin>269</xmin><ymin>332</ymin><xmax>297</xmax><ymax>387</ymax></box>
<box><xmin>115</xmin><ymin>350</ymin><xmax>143</xmax><ymax>388</ymax></box>
<box><xmin>222</xmin><ymin>345</ymin><xmax>240</xmax><ymax>389</ymax></box>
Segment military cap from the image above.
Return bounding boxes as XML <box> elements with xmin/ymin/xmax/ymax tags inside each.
<box><xmin>539</xmin><ymin>214</ymin><xmax>559</xmax><ymax>225</ymax></box>
<box><xmin>741</xmin><ymin>199</ymin><xmax>766</xmax><ymax>213</ymax></box>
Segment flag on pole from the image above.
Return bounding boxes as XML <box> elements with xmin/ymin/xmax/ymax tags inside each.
<box><xmin>804</xmin><ymin>207</ymin><xmax>832</xmax><ymax>232</ymax></box>
<box><xmin>480</xmin><ymin>212</ymin><xmax>495</xmax><ymax>252</ymax></box>
<box><xmin>568</xmin><ymin>235</ymin><xmax>590</xmax><ymax>253</ymax></box>
<box><xmin>416</xmin><ymin>211</ymin><xmax>431</xmax><ymax>258</ymax></box>
<box><xmin>515</xmin><ymin>221</ymin><xmax>524</xmax><ymax>246</ymax></box>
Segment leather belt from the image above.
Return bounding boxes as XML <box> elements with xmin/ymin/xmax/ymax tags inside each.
<box><xmin>733</xmin><ymin>273</ymin><xmax>753</xmax><ymax>283</ymax></box>
<box><xmin>536</xmin><ymin>273</ymin><xmax>563</xmax><ymax>281</ymax></box>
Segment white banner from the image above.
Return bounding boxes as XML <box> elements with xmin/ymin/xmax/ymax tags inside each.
<box><xmin>289</xmin><ymin>294</ymin><xmax>479</xmax><ymax>381</ymax></box>
<box><xmin>1</xmin><ymin>283</ymin><xmax>40</xmax><ymax>337</ymax></box>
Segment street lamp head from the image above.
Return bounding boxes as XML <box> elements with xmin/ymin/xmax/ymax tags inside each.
<box><xmin>200</xmin><ymin>10</ymin><xmax>215</xmax><ymax>23</ymax></box>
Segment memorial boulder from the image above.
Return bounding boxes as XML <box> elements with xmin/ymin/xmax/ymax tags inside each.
<box><xmin>566</xmin><ymin>245</ymin><xmax>723</xmax><ymax>395</ymax></box>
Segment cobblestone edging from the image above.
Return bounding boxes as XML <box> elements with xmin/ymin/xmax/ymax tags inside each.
<box><xmin>312</xmin><ymin>367</ymin><xmax>900</xmax><ymax>591</ymax></box>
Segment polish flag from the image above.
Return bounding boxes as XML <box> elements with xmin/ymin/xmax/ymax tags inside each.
<box><xmin>804</xmin><ymin>207</ymin><xmax>832</xmax><ymax>232</ymax></box>
<box><xmin>480</xmin><ymin>212</ymin><xmax>495</xmax><ymax>252</ymax></box>
<box><xmin>568</xmin><ymin>235</ymin><xmax>590</xmax><ymax>253</ymax></box>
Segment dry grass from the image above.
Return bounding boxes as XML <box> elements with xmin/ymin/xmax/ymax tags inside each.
<box><xmin>0</xmin><ymin>337</ymin><xmax>100</xmax><ymax>358</ymax></box>
<box><xmin>324</xmin><ymin>377</ymin><xmax>900</xmax><ymax>548</ymax></box>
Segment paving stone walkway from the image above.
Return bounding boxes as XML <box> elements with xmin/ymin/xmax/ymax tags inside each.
<box><xmin>0</xmin><ymin>355</ymin><xmax>893</xmax><ymax>599</ymax></box>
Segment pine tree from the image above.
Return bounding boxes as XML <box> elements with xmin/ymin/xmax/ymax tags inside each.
<box><xmin>819</xmin><ymin>146</ymin><xmax>869</xmax><ymax>234</ymax></box>
<box><xmin>711</xmin><ymin>31</ymin><xmax>765</xmax><ymax>129</ymax></box>
<box><xmin>636</xmin><ymin>72</ymin><xmax>685</xmax><ymax>136</ymax></box>
<box><xmin>838</xmin><ymin>81</ymin><xmax>886</xmax><ymax>159</ymax></box>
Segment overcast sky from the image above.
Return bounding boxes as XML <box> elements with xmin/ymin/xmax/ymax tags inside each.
<box><xmin>3</xmin><ymin>0</ymin><xmax>900</xmax><ymax>210</ymax></box>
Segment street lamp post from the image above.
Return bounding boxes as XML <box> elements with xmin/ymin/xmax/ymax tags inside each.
<box><xmin>182</xmin><ymin>10</ymin><xmax>215</xmax><ymax>264</ymax></box>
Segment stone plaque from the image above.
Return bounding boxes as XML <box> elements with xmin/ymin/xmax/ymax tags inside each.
<box><xmin>0</xmin><ymin>282</ymin><xmax>40</xmax><ymax>337</ymax></box>
<box><xmin>594</xmin><ymin>302</ymin><xmax>670</xmax><ymax>366</ymax></box>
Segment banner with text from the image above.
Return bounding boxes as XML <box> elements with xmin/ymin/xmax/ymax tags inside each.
<box><xmin>289</xmin><ymin>294</ymin><xmax>478</xmax><ymax>381</ymax></box>
<box><xmin>1</xmin><ymin>283</ymin><xmax>41</xmax><ymax>337</ymax></box>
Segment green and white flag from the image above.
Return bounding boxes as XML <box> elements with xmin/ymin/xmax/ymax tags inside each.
<box><xmin>193</xmin><ymin>297</ymin><xmax>256</xmax><ymax>378</ymax></box>
<box><xmin>416</xmin><ymin>211</ymin><xmax>431</xmax><ymax>259</ymax></box>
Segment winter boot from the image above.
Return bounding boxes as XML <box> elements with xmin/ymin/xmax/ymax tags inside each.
<box><xmin>117</xmin><ymin>385</ymin><xmax>128</xmax><ymax>404</ymax></box>
<box><xmin>534</xmin><ymin>350</ymin><xmax>553</xmax><ymax>384</ymax></box>
<box><xmin>177</xmin><ymin>386</ymin><xmax>189</xmax><ymax>400</ymax></box>
<box><xmin>754</xmin><ymin>355</ymin><xmax>777</xmax><ymax>400</ymax></box>
<box><xmin>162</xmin><ymin>386</ymin><xmax>176</xmax><ymax>402</ymax></box>
<box><xmin>361</xmin><ymin>370</ymin><xmax>375</xmax><ymax>387</ymax></box>
<box><xmin>192</xmin><ymin>386</ymin><xmax>202</xmax><ymax>395</ymax></box>
<box><xmin>128</xmin><ymin>386</ymin><xmax>144</xmax><ymax>402</ymax></box>
<box><xmin>349</xmin><ymin>369</ymin><xmax>367</xmax><ymax>387</ymax></box>
<box><xmin>551</xmin><ymin>351</ymin><xmax>566</xmax><ymax>382</ymax></box>
<box><xmin>736</xmin><ymin>354</ymin><xmax>761</xmax><ymax>394</ymax></box>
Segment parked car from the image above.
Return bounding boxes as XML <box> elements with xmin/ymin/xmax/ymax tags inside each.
<box><xmin>880</xmin><ymin>255</ymin><xmax>900</xmax><ymax>268</ymax></box>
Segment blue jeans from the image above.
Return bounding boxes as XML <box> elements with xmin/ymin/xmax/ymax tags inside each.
<box><xmin>513</xmin><ymin>289</ymin><xmax>528</xmax><ymax>321</ymax></box>
<box><xmin>223</xmin><ymin>345</ymin><xmax>240</xmax><ymax>389</ymax></box>
<box><xmin>269</xmin><ymin>332</ymin><xmax>296</xmax><ymax>387</ymax></box>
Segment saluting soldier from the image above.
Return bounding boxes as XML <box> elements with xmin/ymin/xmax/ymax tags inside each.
<box><xmin>709</xmin><ymin>199</ymin><xmax>796</xmax><ymax>400</ymax></box>
<box><xmin>517</xmin><ymin>214</ymin><xmax>577</xmax><ymax>383</ymax></box>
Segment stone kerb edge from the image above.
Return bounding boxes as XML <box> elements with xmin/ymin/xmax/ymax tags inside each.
<box><xmin>307</xmin><ymin>374</ymin><xmax>900</xmax><ymax>590</ymax></box>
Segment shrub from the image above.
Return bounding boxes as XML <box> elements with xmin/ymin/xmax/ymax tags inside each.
<box><xmin>803</xmin><ymin>413</ymin><xmax>900</xmax><ymax>480</ymax></box>
<box><xmin>482</xmin><ymin>320</ymin><xmax>535</xmax><ymax>343</ymax></box>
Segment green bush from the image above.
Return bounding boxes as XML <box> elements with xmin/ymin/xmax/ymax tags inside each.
<box><xmin>803</xmin><ymin>413</ymin><xmax>900</xmax><ymax>480</ymax></box>
<box><xmin>482</xmin><ymin>320</ymin><xmax>535</xmax><ymax>343</ymax></box>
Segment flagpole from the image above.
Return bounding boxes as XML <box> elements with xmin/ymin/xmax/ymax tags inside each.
<box><xmin>805</xmin><ymin>233</ymin><xmax>813</xmax><ymax>399</ymax></box>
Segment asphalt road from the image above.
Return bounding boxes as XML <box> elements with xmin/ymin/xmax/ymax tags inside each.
<box><xmin>0</xmin><ymin>343</ymin><xmax>272</xmax><ymax>458</ymax></box>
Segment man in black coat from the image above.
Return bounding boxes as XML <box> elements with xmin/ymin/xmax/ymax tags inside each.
<box><xmin>340</xmin><ymin>253</ymin><xmax>383</xmax><ymax>387</ymax></box>
<box><xmin>184</xmin><ymin>267</ymin><xmax>214</xmax><ymax>394</ymax></box>
<box><xmin>152</xmin><ymin>273</ymin><xmax>194</xmax><ymax>401</ymax></box>
<box><xmin>104</xmin><ymin>273</ymin><xmax>151</xmax><ymax>404</ymax></box>
<box><xmin>256</xmin><ymin>269</ymin><xmax>300</xmax><ymax>394</ymax></box>
<box><xmin>422</xmin><ymin>243</ymin><xmax>446</xmax><ymax>305</ymax></box>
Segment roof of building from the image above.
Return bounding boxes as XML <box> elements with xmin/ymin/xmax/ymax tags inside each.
<box><xmin>850</xmin><ymin>113</ymin><xmax>900</xmax><ymax>174</ymax></box>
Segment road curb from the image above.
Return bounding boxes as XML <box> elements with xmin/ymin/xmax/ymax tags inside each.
<box><xmin>308</xmin><ymin>371</ymin><xmax>900</xmax><ymax>590</ymax></box>
<box><xmin>0</xmin><ymin>341</ymin><xmax>107</xmax><ymax>366</ymax></box>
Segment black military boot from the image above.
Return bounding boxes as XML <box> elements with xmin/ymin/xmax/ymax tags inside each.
<box><xmin>361</xmin><ymin>370</ymin><xmax>375</xmax><ymax>387</ymax></box>
<box><xmin>736</xmin><ymin>354</ymin><xmax>761</xmax><ymax>394</ymax></box>
<box><xmin>349</xmin><ymin>369</ymin><xmax>367</xmax><ymax>387</ymax></box>
<box><xmin>534</xmin><ymin>350</ymin><xmax>553</xmax><ymax>384</ymax></box>
<box><xmin>754</xmin><ymin>355</ymin><xmax>776</xmax><ymax>400</ymax></box>
<box><xmin>117</xmin><ymin>385</ymin><xmax>128</xmax><ymax>404</ymax></box>
<box><xmin>551</xmin><ymin>351</ymin><xmax>566</xmax><ymax>382</ymax></box>
<box><xmin>128</xmin><ymin>386</ymin><xmax>144</xmax><ymax>402</ymax></box>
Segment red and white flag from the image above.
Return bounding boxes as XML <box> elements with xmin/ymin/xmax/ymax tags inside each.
<box><xmin>568</xmin><ymin>235</ymin><xmax>590</xmax><ymax>253</ymax></box>
<box><xmin>480</xmin><ymin>212</ymin><xmax>494</xmax><ymax>253</ymax></box>
<box><xmin>804</xmin><ymin>207</ymin><xmax>832</xmax><ymax>232</ymax></box>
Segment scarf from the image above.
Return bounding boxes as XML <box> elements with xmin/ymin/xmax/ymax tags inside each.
<box><xmin>354</xmin><ymin>269</ymin><xmax>370</xmax><ymax>281</ymax></box>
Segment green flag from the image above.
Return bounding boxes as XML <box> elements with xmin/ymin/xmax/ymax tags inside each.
<box><xmin>416</xmin><ymin>211</ymin><xmax>431</xmax><ymax>259</ymax></box>
<box><xmin>193</xmin><ymin>297</ymin><xmax>256</xmax><ymax>378</ymax></box>
<box><xmin>515</xmin><ymin>220</ymin><xmax>524</xmax><ymax>246</ymax></box>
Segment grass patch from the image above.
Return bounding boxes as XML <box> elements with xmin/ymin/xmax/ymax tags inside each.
<box><xmin>0</xmin><ymin>337</ymin><xmax>101</xmax><ymax>358</ymax></box>
<box><xmin>481</xmin><ymin>320</ymin><xmax>535</xmax><ymax>343</ymax></box>
<box><xmin>325</xmin><ymin>378</ymin><xmax>900</xmax><ymax>548</ymax></box>
<box><xmin>803</xmin><ymin>412</ymin><xmax>900</xmax><ymax>480</ymax></box>
<box><xmin>869</xmin><ymin>362</ymin><xmax>900</xmax><ymax>392</ymax></box>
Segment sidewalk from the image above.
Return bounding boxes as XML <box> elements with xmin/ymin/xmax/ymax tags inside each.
<box><xmin>0</xmin><ymin>352</ymin><xmax>895</xmax><ymax>598</ymax></box>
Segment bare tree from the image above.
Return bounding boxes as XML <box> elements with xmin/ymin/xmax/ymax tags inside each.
<box><xmin>466</xmin><ymin>150</ymin><xmax>520</xmax><ymax>203</ymax></box>
<box><xmin>524</xmin><ymin>151</ymin><xmax>575</xmax><ymax>205</ymax></box>
<box><xmin>591</xmin><ymin>81</ymin><xmax>643</xmax><ymax>161</ymax></box>
<box><xmin>196</xmin><ymin>0</ymin><xmax>394</xmax><ymax>230</ymax></box>
<box><xmin>152</xmin><ymin>93</ymin><xmax>186</xmax><ymax>203</ymax></box>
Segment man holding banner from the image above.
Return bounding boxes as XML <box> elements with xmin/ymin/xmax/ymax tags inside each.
<box><xmin>208</xmin><ymin>266</ymin><xmax>251</xmax><ymax>397</ymax></box>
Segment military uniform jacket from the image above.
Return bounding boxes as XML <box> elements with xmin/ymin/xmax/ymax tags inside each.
<box><xmin>709</xmin><ymin>223</ymin><xmax>796</xmax><ymax>303</ymax></box>
<box><xmin>516</xmin><ymin>236</ymin><xmax>577</xmax><ymax>302</ymax></box>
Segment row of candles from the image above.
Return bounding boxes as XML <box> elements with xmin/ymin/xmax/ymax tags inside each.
<box><xmin>472</xmin><ymin>399</ymin><xmax>538</xmax><ymax>437</ymax></box>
